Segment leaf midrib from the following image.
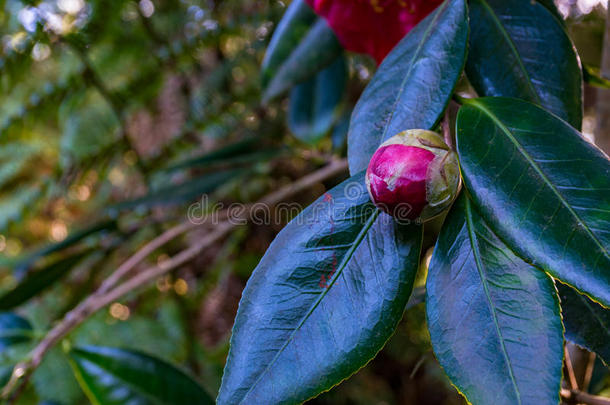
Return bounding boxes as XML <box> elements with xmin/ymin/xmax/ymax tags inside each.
<box><xmin>469</xmin><ymin>99</ymin><xmax>609</xmax><ymax>262</ymax></box>
<box><xmin>240</xmin><ymin>209</ymin><xmax>381</xmax><ymax>401</ymax></box>
<box><xmin>464</xmin><ymin>198</ymin><xmax>522</xmax><ymax>404</ymax></box>
<box><xmin>475</xmin><ymin>0</ymin><xmax>542</xmax><ymax>105</ymax></box>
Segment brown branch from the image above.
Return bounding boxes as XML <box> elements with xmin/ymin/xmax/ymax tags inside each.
<box><xmin>2</xmin><ymin>158</ymin><xmax>348</xmax><ymax>401</ymax></box>
<box><xmin>565</xmin><ymin>345</ymin><xmax>580</xmax><ymax>390</ymax></box>
<box><xmin>583</xmin><ymin>352</ymin><xmax>596</xmax><ymax>392</ymax></box>
<box><xmin>561</xmin><ymin>388</ymin><xmax>610</xmax><ymax>405</ymax></box>
<box><xmin>442</xmin><ymin>108</ymin><xmax>454</xmax><ymax>150</ymax></box>
<box><xmin>87</xmin><ymin>222</ymin><xmax>234</xmax><ymax>311</ymax></box>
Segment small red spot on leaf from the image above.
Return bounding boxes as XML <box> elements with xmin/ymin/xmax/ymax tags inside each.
<box><xmin>319</xmin><ymin>274</ymin><xmax>328</xmax><ymax>289</ymax></box>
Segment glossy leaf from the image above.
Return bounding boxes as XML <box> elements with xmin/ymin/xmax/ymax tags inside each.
<box><xmin>0</xmin><ymin>312</ymin><xmax>33</xmax><ymax>352</ymax></box>
<box><xmin>0</xmin><ymin>250</ymin><xmax>91</xmax><ymax>310</ymax></box>
<box><xmin>69</xmin><ymin>345</ymin><xmax>213</xmax><ymax>405</ymax></box>
<box><xmin>109</xmin><ymin>169</ymin><xmax>245</xmax><ymax>211</ymax></box>
<box><xmin>457</xmin><ymin>97</ymin><xmax>610</xmax><ymax>307</ymax></box>
<box><xmin>427</xmin><ymin>195</ymin><xmax>563</xmax><ymax>405</ymax></box>
<box><xmin>261</xmin><ymin>0</ymin><xmax>317</xmax><ymax>89</ymax></box>
<box><xmin>218</xmin><ymin>172</ymin><xmax>423</xmax><ymax>404</ymax></box>
<box><xmin>288</xmin><ymin>56</ymin><xmax>346</xmax><ymax>144</ymax></box>
<box><xmin>466</xmin><ymin>0</ymin><xmax>582</xmax><ymax>129</ymax></box>
<box><xmin>331</xmin><ymin>108</ymin><xmax>350</xmax><ymax>153</ymax></box>
<box><xmin>558</xmin><ymin>283</ymin><xmax>610</xmax><ymax>365</ymax></box>
<box><xmin>535</xmin><ymin>0</ymin><xmax>565</xmax><ymax>23</ymax></box>
<box><xmin>347</xmin><ymin>0</ymin><xmax>468</xmax><ymax>174</ymax></box>
<box><xmin>262</xmin><ymin>18</ymin><xmax>342</xmax><ymax>103</ymax></box>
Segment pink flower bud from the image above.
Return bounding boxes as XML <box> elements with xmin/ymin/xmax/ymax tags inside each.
<box><xmin>306</xmin><ymin>0</ymin><xmax>443</xmax><ymax>64</ymax></box>
<box><xmin>365</xmin><ymin>129</ymin><xmax>460</xmax><ymax>222</ymax></box>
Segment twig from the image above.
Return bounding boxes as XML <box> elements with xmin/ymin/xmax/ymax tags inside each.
<box><xmin>2</xmin><ymin>158</ymin><xmax>348</xmax><ymax>401</ymax></box>
<box><xmin>561</xmin><ymin>388</ymin><xmax>610</xmax><ymax>405</ymax></box>
<box><xmin>565</xmin><ymin>345</ymin><xmax>580</xmax><ymax>390</ymax></box>
<box><xmin>583</xmin><ymin>352</ymin><xmax>596</xmax><ymax>392</ymax></box>
<box><xmin>96</xmin><ymin>217</ymin><xmax>215</xmax><ymax>296</ymax></box>
<box><xmin>88</xmin><ymin>221</ymin><xmax>234</xmax><ymax>311</ymax></box>
<box><xmin>452</xmin><ymin>93</ymin><xmax>470</xmax><ymax>105</ymax></box>
<box><xmin>442</xmin><ymin>109</ymin><xmax>453</xmax><ymax>150</ymax></box>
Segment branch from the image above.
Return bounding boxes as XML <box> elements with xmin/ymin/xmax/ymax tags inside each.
<box><xmin>561</xmin><ymin>388</ymin><xmax>610</xmax><ymax>405</ymax></box>
<box><xmin>583</xmin><ymin>352</ymin><xmax>596</xmax><ymax>392</ymax></box>
<box><xmin>2</xmin><ymin>158</ymin><xmax>348</xmax><ymax>400</ymax></box>
<box><xmin>565</xmin><ymin>345</ymin><xmax>579</xmax><ymax>390</ymax></box>
<box><xmin>442</xmin><ymin>108</ymin><xmax>453</xmax><ymax>150</ymax></box>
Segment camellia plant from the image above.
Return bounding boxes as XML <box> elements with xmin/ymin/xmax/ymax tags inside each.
<box><xmin>218</xmin><ymin>0</ymin><xmax>610</xmax><ymax>404</ymax></box>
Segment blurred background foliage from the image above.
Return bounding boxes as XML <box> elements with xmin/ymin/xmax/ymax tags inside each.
<box><xmin>0</xmin><ymin>0</ymin><xmax>608</xmax><ymax>403</ymax></box>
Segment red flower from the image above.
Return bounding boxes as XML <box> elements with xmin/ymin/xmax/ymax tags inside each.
<box><xmin>365</xmin><ymin>130</ymin><xmax>460</xmax><ymax>222</ymax></box>
<box><xmin>366</xmin><ymin>144</ymin><xmax>433</xmax><ymax>219</ymax></box>
<box><xmin>306</xmin><ymin>0</ymin><xmax>443</xmax><ymax>64</ymax></box>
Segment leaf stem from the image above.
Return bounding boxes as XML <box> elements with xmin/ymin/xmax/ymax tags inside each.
<box><xmin>442</xmin><ymin>109</ymin><xmax>454</xmax><ymax>150</ymax></box>
<box><xmin>561</xmin><ymin>388</ymin><xmax>610</xmax><ymax>405</ymax></box>
<box><xmin>452</xmin><ymin>93</ymin><xmax>471</xmax><ymax>105</ymax></box>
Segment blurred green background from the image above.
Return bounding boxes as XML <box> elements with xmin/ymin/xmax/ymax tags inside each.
<box><xmin>0</xmin><ymin>0</ymin><xmax>608</xmax><ymax>403</ymax></box>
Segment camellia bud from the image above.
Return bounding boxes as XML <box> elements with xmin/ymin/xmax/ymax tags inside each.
<box><xmin>365</xmin><ymin>129</ymin><xmax>460</xmax><ymax>223</ymax></box>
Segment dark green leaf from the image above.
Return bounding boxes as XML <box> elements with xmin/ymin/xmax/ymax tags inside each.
<box><xmin>261</xmin><ymin>0</ymin><xmax>317</xmax><ymax>89</ymax></box>
<box><xmin>331</xmin><ymin>109</ymin><xmax>351</xmax><ymax>153</ymax></box>
<box><xmin>0</xmin><ymin>366</ymin><xmax>12</xmax><ymax>388</ymax></box>
<box><xmin>218</xmin><ymin>173</ymin><xmax>423</xmax><ymax>404</ymax></box>
<box><xmin>163</xmin><ymin>138</ymin><xmax>259</xmax><ymax>172</ymax></box>
<box><xmin>69</xmin><ymin>345</ymin><xmax>213</xmax><ymax>405</ymax></box>
<box><xmin>288</xmin><ymin>56</ymin><xmax>346</xmax><ymax>144</ymax></box>
<box><xmin>456</xmin><ymin>97</ymin><xmax>610</xmax><ymax>307</ymax></box>
<box><xmin>33</xmin><ymin>347</ymin><xmax>84</xmax><ymax>404</ymax></box>
<box><xmin>347</xmin><ymin>0</ymin><xmax>468</xmax><ymax>174</ymax></box>
<box><xmin>558</xmin><ymin>283</ymin><xmax>610</xmax><ymax>365</ymax></box>
<box><xmin>262</xmin><ymin>18</ymin><xmax>342</xmax><ymax>103</ymax></box>
<box><xmin>109</xmin><ymin>169</ymin><xmax>245</xmax><ymax>211</ymax></box>
<box><xmin>0</xmin><ymin>250</ymin><xmax>91</xmax><ymax>310</ymax></box>
<box><xmin>165</xmin><ymin>147</ymin><xmax>284</xmax><ymax>174</ymax></box>
<box><xmin>535</xmin><ymin>0</ymin><xmax>565</xmax><ymax>24</ymax></box>
<box><xmin>427</xmin><ymin>195</ymin><xmax>563</xmax><ymax>405</ymax></box>
<box><xmin>466</xmin><ymin>0</ymin><xmax>582</xmax><ymax>128</ymax></box>
<box><xmin>0</xmin><ymin>312</ymin><xmax>33</xmax><ymax>352</ymax></box>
